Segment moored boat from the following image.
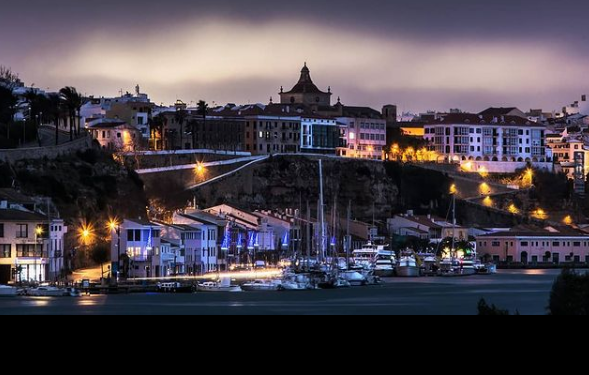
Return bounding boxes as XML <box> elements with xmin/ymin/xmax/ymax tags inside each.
<box><xmin>0</xmin><ymin>285</ymin><xmax>18</xmax><ymax>297</ymax></box>
<box><xmin>396</xmin><ymin>254</ymin><xmax>421</xmax><ymax>277</ymax></box>
<box><xmin>241</xmin><ymin>280</ymin><xmax>282</xmax><ymax>292</ymax></box>
<box><xmin>197</xmin><ymin>278</ymin><xmax>242</xmax><ymax>293</ymax></box>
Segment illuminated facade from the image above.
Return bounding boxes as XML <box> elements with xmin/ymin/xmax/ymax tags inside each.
<box><xmin>88</xmin><ymin>119</ymin><xmax>143</xmax><ymax>152</ymax></box>
<box><xmin>338</xmin><ymin>116</ymin><xmax>386</xmax><ymax>160</ymax></box>
<box><xmin>111</xmin><ymin>219</ymin><xmax>162</xmax><ymax>279</ymax></box>
<box><xmin>0</xmin><ymin>190</ymin><xmax>66</xmax><ymax>284</ymax></box>
<box><xmin>477</xmin><ymin>228</ymin><xmax>589</xmax><ymax>265</ymax></box>
<box><xmin>424</xmin><ymin>114</ymin><xmax>549</xmax><ymax>165</ymax></box>
<box><xmin>547</xmin><ymin>135</ymin><xmax>589</xmax><ymax>180</ymax></box>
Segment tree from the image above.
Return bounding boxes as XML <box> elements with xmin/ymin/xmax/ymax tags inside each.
<box><xmin>549</xmin><ymin>268</ymin><xmax>589</xmax><ymax>316</ymax></box>
<box><xmin>46</xmin><ymin>93</ymin><xmax>63</xmax><ymax>146</ymax></box>
<box><xmin>174</xmin><ymin>109</ymin><xmax>187</xmax><ymax>150</ymax></box>
<box><xmin>478</xmin><ymin>299</ymin><xmax>515</xmax><ymax>316</ymax></box>
<box><xmin>59</xmin><ymin>87</ymin><xmax>83</xmax><ymax>141</ymax></box>
<box><xmin>196</xmin><ymin>100</ymin><xmax>208</xmax><ymax>149</ymax></box>
<box><xmin>150</xmin><ymin>113</ymin><xmax>167</xmax><ymax>150</ymax></box>
<box><xmin>0</xmin><ymin>66</ymin><xmax>20</xmax><ymax>90</ymax></box>
<box><xmin>90</xmin><ymin>244</ymin><xmax>110</xmax><ymax>281</ymax></box>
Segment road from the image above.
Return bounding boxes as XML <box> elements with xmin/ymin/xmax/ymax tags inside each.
<box><xmin>21</xmin><ymin>126</ymin><xmax>80</xmax><ymax>148</ymax></box>
<box><xmin>0</xmin><ymin>270</ymin><xmax>559</xmax><ymax>315</ymax></box>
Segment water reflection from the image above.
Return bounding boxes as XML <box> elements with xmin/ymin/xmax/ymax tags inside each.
<box><xmin>21</xmin><ymin>298</ymin><xmax>51</xmax><ymax>307</ymax></box>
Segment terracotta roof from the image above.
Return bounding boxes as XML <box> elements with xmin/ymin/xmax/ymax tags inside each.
<box><xmin>425</xmin><ymin>113</ymin><xmax>541</xmax><ymax>127</ymax></box>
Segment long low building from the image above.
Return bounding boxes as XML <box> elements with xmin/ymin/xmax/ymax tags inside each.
<box><xmin>476</xmin><ymin>226</ymin><xmax>589</xmax><ymax>265</ymax></box>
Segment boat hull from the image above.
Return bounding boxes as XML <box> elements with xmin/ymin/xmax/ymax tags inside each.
<box><xmin>241</xmin><ymin>285</ymin><xmax>281</xmax><ymax>292</ymax></box>
<box><xmin>197</xmin><ymin>286</ymin><xmax>242</xmax><ymax>293</ymax></box>
<box><xmin>374</xmin><ymin>269</ymin><xmax>395</xmax><ymax>278</ymax></box>
<box><xmin>396</xmin><ymin>267</ymin><xmax>421</xmax><ymax>278</ymax></box>
<box><xmin>0</xmin><ymin>288</ymin><xmax>17</xmax><ymax>297</ymax></box>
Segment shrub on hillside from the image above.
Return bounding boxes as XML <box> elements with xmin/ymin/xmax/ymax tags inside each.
<box><xmin>549</xmin><ymin>268</ymin><xmax>589</xmax><ymax>316</ymax></box>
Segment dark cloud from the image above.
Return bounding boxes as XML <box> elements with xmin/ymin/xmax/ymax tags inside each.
<box><xmin>0</xmin><ymin>0</ymin><xmax>587</xmax><ymax>111</ymax></box>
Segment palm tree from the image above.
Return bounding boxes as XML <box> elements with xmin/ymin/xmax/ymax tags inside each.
<box><xmin>150</xmin><ymin>113</ymin><xmax>167</xmax><ymax>150</ymax></box>
<box><xmin>47</xmin><ymin>93</ymin><xmax>63</xmax><ymax>146</ymax></box>
<box><xmin>59</xmin><ymin>87</ymin><xmax>83</xmax><ymax>141</ymax></box>
<box><xmin>174</xmin><ymin>109</ymin><xmax>187</xmax><ymax>150</ymax></box>
<box><xmin>0</xmin><ymin>86</ymin><xmax>18</xmax><ymax>139</ymax></box>
<box><xmin>196</xmin><ymin>100</ymin><xmax>208</xmax><ymax>149</ymax></box>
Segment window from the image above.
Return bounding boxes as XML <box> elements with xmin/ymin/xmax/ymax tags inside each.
<box><xmin>127</xmin><ymin>229</ymin><xmax>135</xmax><ymax>241</ymax></box>
<box><xmin>0</xmin><ymin>224</ymin><xmax>3</xmax><ymax>238</ymax></box>
<box><xmin>16</xmin><ymin>224</ymin><xmax>28</xmax><ymax>239</ymax></box>
<box><xmin>492</xmin><ymin>241</ymin><xmax>501</xmax><ymax>247</ymax></box>
<box><xmin>0</xmin><ymin>244</ymin><xmax>10</xmax><ymax>258</ymax></box>
<box><xmin>574</xmin><ymin>242</ymin><xmax>581</xmax><ymax>247</ymax></box>
<box><xmin>521</xmin><ymin>242</ymin><xmax>529</xmax><ymax>247</ymax></box>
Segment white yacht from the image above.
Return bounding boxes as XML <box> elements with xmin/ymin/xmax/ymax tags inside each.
<box><xmin>396</xmin><ymin>253</ymin><xmax>421</xmax><ymax>277</ymax></box>
<box><xmin>197</xmin><ymin>278</ymin><xmax>242</xmax><ymax>293</ymax></box>
<box><xmin>352</xmin><ymin>242</ymin><xmax>389</xmax><ymax>268</ymax></box>
<box><xmin>0</xmin><ymin>285</ymin><xmax>18</xmax><ymax>297</ymax></box>
<box><xmin>374</xmin><ymin>251</ymin><xmax>396</xmax><ymax>277</ymax></box>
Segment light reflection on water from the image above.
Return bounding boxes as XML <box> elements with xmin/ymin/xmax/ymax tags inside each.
<box><xmin>21</xmin><ymin>298</ymin><xmax>51</xmax><ymax>307</ymax></box>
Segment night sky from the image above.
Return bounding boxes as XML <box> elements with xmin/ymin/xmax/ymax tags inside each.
<box><xmin>1</xmin><ymin>0</ymin><xmax>588</xmax><ymax>112</ymax></box>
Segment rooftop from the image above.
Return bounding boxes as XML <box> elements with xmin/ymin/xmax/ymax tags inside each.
<box><xmin>478</xmin><ymin>225</ymin><xmax>589</xmax><ymax>238</ymax></box>
<box><xmin>426</xmin><ymin>113</ymin><xmax>541</xmax><ymax>127</ymax></box>
<box><xmin>0</xmin><ymin>209</ymin><xmax>46</xmax><ymax>222</ymax></box>
<box><xmin>0</xmin><ymin>189</ymin><xmax>36</xmax><ymax>204</ymax></box>
<box><xmin>282</xmin><ymin>64</ymin><xmax>331</xmax><ymax>96</ymax></box>
<box><xmin>126</xmin><ymin>218</ymin><xmax>159</xmax><ymax>227</ymax></box>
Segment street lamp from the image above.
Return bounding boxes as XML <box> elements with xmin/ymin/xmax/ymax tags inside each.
<box><xmin>108</xmin><ymin>219</ymin><xmax>121</xmax><ymax>280</ymax></box>
<box><xmin>35</xmin><ymin>226</ymin><xmax>44</xmax><ymax>283</ymax></box>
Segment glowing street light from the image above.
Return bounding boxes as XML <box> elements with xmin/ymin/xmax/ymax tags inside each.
<box><xmin>563</xmin><ymin>215</ymin><xmax>574</xmax><ymax>226</ymax></box>
<box><xmin>508</xmin><ymin>204</ymin><xmax>520</xmax><ymax>215</ymax></box>
<box><xmin>450</xmin><ymin>184</ymin><xmax>458</xmax><ymax>195</ymax></box>
<box><xmin>479</xmin><ymin>183</ymin><xmax>491</xmax><ymax>195</ymax></box>
<box><xmin>78</xmin><ymin>222</ymin><xmax>95</xmax><ymax>246</ymax></box>
<box><xmin>483</xmin><ymin>196</ymin><xmax>493</xmax><ymax>207</ymax></box>
<box><xmin>532</xmin><ymin>209</ymin><xmax>547</xmax><ymax>220</ymax></box>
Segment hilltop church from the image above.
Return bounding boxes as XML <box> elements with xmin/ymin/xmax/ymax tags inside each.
<box><xmin>279</xmin><ymin>63</ymin><xmax>333</xmax><ymax>107</ymax></box>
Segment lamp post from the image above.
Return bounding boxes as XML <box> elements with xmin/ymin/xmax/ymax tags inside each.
<box><xmin>35</xmin><ymin>226</ymin><xmax>44</xmax><ymax>283</ymax></box>
<box><xmin>109</xmin><ymin>220</ymin><xmax>121</xmax><ymax>281</ymax></box>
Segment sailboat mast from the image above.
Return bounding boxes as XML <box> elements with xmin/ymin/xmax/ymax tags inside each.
<box><xmin>306</xmin><ymin>201</ymin><xmax>311</xmax><ymax>272</ymax></box>
<box><xmin>319</xmin><ymin>159</ymin><xmax>326</xmax><ymax>264</ymax></box>
<box><xmin>451</xmin><ymin>194</ymin><xmax>456</xmax><ymax>259</ymax></box>
<box><xmin>346</xmin><ymin>200</ymin><xmax>352</xmax><ymax>270</ymax></box>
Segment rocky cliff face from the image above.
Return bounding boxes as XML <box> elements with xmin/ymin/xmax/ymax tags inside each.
<box><xmin>0</xmin><ymin>149</ymin><xmax>148</xmax><ymax>222</ymax></box>
<box><xmin>193</xmin><ymin>155</ymin><xmax>399</xmax><ymax>221</ymax></box>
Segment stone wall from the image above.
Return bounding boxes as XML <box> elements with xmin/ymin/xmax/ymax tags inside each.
<box><xmin>0</xmin><ymin>136</ymin><xmax>93</xmax><ymax>163</ymax></box>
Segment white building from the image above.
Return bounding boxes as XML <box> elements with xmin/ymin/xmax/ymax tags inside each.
<box><xmin>111</xmin><ymin>219</ymin><xmax>162</xmax><ymax>279</ymax></box>
<box><xmin>546</xmin><ymin>133</ymin><xmax>589</xmax><ymax>180</ymax></box>
<box><xmin>424</xmin><ymin>113</ymin><xmax>551</xmax><ymax>173</ymax></box>
<box><xmin>338</xmin><ymin>116</ymin><xmax>386</xmax><ymax>160</ymax></box>
<box><xmin>0</xmin><ymin>189</ymin><xmax>67</xmax><ymax>284</ymax></box>
<box><xmin>88</xmin><ymin>119</ymin><xmax>142</xmax><ymax>152</ymax></box>
<box><xmin>172</xmin><ymin>210</ymin><xmax>220</xmax><ymax>273</ymax></box>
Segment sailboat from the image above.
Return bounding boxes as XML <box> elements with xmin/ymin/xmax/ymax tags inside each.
<box><xmin>439</xmin><ymin>193</ymin><xmax>477</xmax><ymax>277</ymax></box>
